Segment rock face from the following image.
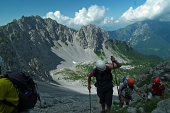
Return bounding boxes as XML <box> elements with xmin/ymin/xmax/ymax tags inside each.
<box><xmin>31</xmin><ymin>80</ymin><xmax>104</xmax><ymax>113</ymax></box>
<box><xmin>0</xmin><ymin>15</ymin><xmax>127</xmax><ymax>81</ymax></box>
<box><xmin>127</xmin><ymin>61</ymin><xmax>170</xmax><ymax>113</ymax></box>
<box><xmin>151</xmin><ymin>98</ymin><xmax>170</xmax><ymax>113</ymax></box>
<box><xmin>136</xmin><ymin>60</ymin><xmax>170</xmax><ymax>93</ymax></box>
<box><xmin>29</xmin><ymin>61</ymin><xmax>170</xmax><ymax>113</ymax></box>
<box><xmin>75</xmin><ymin>24</ymin><xmax>109</xmax><ymax>50</ymax></box>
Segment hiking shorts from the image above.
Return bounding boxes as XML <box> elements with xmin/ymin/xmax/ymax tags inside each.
<box><xmin>120</xmin><ymin>96</ymin><xmax>130</xmax><ymax>105</ymax></box>
<box><xmin>97</xmin><ymin>89</ymin><xmax>113</xmax><ymax>106</ymax></box>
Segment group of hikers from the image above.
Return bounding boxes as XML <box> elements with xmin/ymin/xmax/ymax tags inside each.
<box><xmin>0</xmin><ymin>55</ymin><xmax>165</xmax><ymax>113</ymax></box>
<box><xmin>87</xmin><ymin>56</ymin><xmax>165</xmax><ymax>113</ymax></box>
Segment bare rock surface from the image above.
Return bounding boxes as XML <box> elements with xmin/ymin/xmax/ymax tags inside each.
<box><xmin>31</xmin><ymin>80</ymin><xmax>118</xmax><ymax>113</ymax></box>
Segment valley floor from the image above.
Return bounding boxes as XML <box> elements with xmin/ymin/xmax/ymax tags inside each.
<box><xmin>31</xmin><ymin>80</ymin><xmax>119</xmax><ymax>113</ymax></box>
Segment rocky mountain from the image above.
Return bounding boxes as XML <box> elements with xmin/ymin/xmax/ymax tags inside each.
<box><xmin>0</xmin><ymin>15</ymin><xmax>131</xmax><ymax>82</ymax></box>
<box><xmin>0</xmin><ymin>15</ymin><xmax>169</xmax><ymax>113</ymax></box>
<box><xmin>0</xmin><ymin>15</ymin><xmax>163</xmax><ymax>82</ymax></box>
<box><xmin>108</xmin><ymin>20</ymin><xmax>170</xmax><ymax>59</ymax></box>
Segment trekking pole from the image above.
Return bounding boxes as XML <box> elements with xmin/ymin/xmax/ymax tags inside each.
<box><xmin>89</xmin><ymin>90</ymin><xmax>91</xmax><ymax>113</ymax></box>
<box><xmin>111</xmin><ymin>56</ymin><xmax>119</xmax><ymax>91</ymax></box>
<box><xmin>114</xmin><ymin>69</ymin><xmax>119</xmax><ymax>91</ymax></box>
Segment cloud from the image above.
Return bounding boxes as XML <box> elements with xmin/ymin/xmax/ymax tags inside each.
<box><xmin>44</xmin><ymin>5</ymin><xmax>115</xmax><ymax>30</ymax></box>
<box><xmin>44</xmin><ymin>0</ymin><xmax>170</xmax><ymax>31</ymax></box>
<box><xmin>74</xmin><ymin>5</ymin><xmax>105</xmax><ymax>25</ymax></box>
<box><xmin>45</xmin><ymin>11</ymin><xmax>72</xmax><ymax>24</ymax></box>
<box><xmin>117</xmin><ymin>0</ymin><xmax>170</xmax><ymax>23</ymax></box>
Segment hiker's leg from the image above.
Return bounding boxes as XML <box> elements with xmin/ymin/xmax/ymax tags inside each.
<box><xmin>105</xmin><ymin>89</ymin><xmax>113</xmax><ymax>112</ymax></box>
<box><xmin>101</xmin><ymin>103</ymin><xmax>106</xmax><ymax>111</ymax></box>
<box><xmin>120</xmin><ymin>100</ymin><xmax>124</xmax><ymax>108</ymax></box>
<box><xmin>97</xmin><ymin>90</ymin><xmax>105</xmax><ymax>111</ymax></box>
<box><xmin>106</xmin><ymin>105</ymin><xmax>111</xmax><ymax>113</ymax></box>
<box><xmin>119</xmin><ymin>96</ymin><xmax>124</xmax><ymax>108</ymax></box>
<box><xmin>125</xmin><ymin>98</ymin><xmax>130</xmax><ymax>105</ymax></box>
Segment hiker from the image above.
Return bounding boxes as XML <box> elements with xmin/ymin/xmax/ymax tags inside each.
<box><xmin>0</xmin><ymin>56</ymin><xmax>19</xmax><ymax>113</ymax></box>
<box><xmin>118</xmin><ymin>77</ymin><xmax>145</xmax><ymax>108</ymax></box>
<box><xmin>146</xmin><ymin>77</ymin><xmax>165</xmax><ymax>101</ymax></box>
<box><xmin>0</xmin><ymin>57</ymin><xmax>30</xmax><ymax>113</ymax></box>
<box><xmin>87</xmin><ymin>56</ymin><xmax>122</xmax><ymax>113</ymax></box>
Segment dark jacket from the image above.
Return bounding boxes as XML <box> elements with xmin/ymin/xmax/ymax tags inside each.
<box><xmin>93</xmin><ymin>66</ymin><xmax>113</xmax><ymax>92</ymax></box>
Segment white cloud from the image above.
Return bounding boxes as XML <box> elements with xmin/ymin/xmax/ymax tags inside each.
<box><xmin>117</xmin><ymin>0</ymin><xmax>170</xmax><ymax>23</ymax></box>
<box><xmin>45</xmin><ymin>11</ymin><xmax>72</xmax><ymax>24</ymax></box>
<box><xmin>44</xmin><ymin>5</ymin><xmax>115</xmax><ymax>30</ymax></box>
<box><xmin>44</xmin><ymin>0</ymin><xmax>170</xmax><ymax>31</ymax></box>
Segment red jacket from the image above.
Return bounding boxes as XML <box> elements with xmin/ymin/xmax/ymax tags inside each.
<box><xmin>152</xmin><ymin>83</ymin><xmax>165</xmax><ymax>96</ymax></box>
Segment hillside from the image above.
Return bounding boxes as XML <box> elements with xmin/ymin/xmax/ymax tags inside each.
<box><xmin>0</xmin><ymin>15</ymin><xmax>163</xmax><ymax>82</ymax></box>
<box><xmin>108</xmin><ymin>20</ymin><xmax>170</xmax><ymax>59</ymax></box>
<box><xmin>0</xmin><ymin>15</ymin><xmax>169</xmax><ymax>113</ymax></box>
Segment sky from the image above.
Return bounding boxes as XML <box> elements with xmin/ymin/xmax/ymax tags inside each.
<box><xmin>0</xmin><ymin>0</ymin><xmax>170</xmax><ymax>31</ymax></box>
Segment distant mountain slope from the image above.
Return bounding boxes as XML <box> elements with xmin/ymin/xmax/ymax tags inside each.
<box><xmin>108</xmin><ymin>20</ymin><xmax>170</xmax><ymax>59</ymax></box>
<box><xmin>0</xmin><ymin>16</ymin><xmax>163</xmax><ymax>81</ymax></box>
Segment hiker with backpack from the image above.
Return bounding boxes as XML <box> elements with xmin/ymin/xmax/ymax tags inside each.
<box><xmin>146</xmin><ymin>77</ymin><xmax>165</xmax><ymax>101</ymax></box>
<box><xmin>87</xmin><ymin>56</ymin><xmax>122</xmax><ymax>113</ymax></box>
<box><xmin>0</xmin><ymin>56</ymin><xmax>40</xmax><ymax>113</ymax></box>
<box><xmin>0</xmin><ymin>56</ymin><xmax>19</xmax><ymax>113</ymax></box>
<box><xmin>118</xmin><ymin>77</ymin><xmax>145</xmax><ymax>108</ymax></box>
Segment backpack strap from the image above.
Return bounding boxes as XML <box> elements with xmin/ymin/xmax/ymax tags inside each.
<box><xmin>0</xmin><ymin>75</ymin><xmax>7</xmax><ymax>79</ymax></box>
<box><xmin>3</xmin><ymin>100</ymin><xmax>17</xmax><ymax>108</ymax></box>
<box><xmin>120</xmin><ymin>84</ymin><xmax>134</xmax><ymax>92</ymax></box>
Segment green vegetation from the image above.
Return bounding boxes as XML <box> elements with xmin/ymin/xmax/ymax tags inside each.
<box><xmin>54</xmin><ymin>63</ymin><xmax>95</xmax><ymax>86</ymax></box>
<box><xmin>64</xmin><ymin>41</ymin><xmax>68</xmax><ymax>46</ymax></box>
<box><xmin>53</xmin><ymin>38</ymin><xmax>166</xmax><ymax>113</ymax></box>
<box><xmin>94</xmin><ymin>49</ymin><xmax>106</xmax><ymax>60</ymax></box>
<box><xmin>136</xmin><ymin>74</ymin><xmax>153</xmax><ymax>88</ymax></box>
<box><xmin>54</xmin><ymin>59</ymin><xmax>163</xmax><ymax>87</ymax></box>
<box><xmin>54</xmin><ymin>39</ymin><xmax>164</xmax><ymax>87</ymax></box>
<box><xmin>111</xmin><ymin>94</ymin><xmax>170</xmax><ymax>113</ymax></box>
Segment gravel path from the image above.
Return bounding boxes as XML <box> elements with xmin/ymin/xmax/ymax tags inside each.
<box><xmin>29</xmin><ymin>80</ymin><xmax>118</xmax><ymax>113</ymax></box>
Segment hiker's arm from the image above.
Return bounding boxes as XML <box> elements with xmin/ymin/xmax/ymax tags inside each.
<box><xmin>118</xmin><ymin>88</ymin><xmax>122</xmax><ymax>100</ymax></box>
<box><xmin>146</xmin><ymin>87</ymin><xmax>152</xmax><ymax>93</ymax></box>
<box><xmin>111</xmin><ymin>56</ymin><xmax>122</xmax><ymax>69</ymax></box>
<box><xmin>118</xmin><ymin>84</ymin><xmax>123</xmax><ymax>98</ymax></box>
<box><xmin>118</xmin><ymin>88</ymin><xmax>121</xmax><ymax>95</ymax></box>
<box><xmin>161</xmin><ymin>85</ymin><xmax>165</xmax><ymax>97</ymax></box>
<box><xmin>87</xmin><ymin>73</ymin><xmax>93</xmax><ymax>90</ymax></box>
<box><xmin>113</xmin><ymin>60</ymin><xmax>122</xmax><ymax>69</ymax></box>
<box><xmin>118</xmin><ymin>89</ymin><xmax>121</xmax><ymax>97</ymax></box>
<box><xmin>136</xmin><ymin>90</ymin><xmax>146</xmax><ymax>99</ymax></box>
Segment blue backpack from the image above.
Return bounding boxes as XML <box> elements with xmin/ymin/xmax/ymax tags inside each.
<box><xmin>1</xmin><ymin>70</ymin><xmax>41</xmax><ymax>112</ymax></box>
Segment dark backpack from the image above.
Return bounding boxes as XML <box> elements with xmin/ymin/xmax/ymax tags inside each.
<box><xmin>121</xmin><ymin>84</ymin><xmax>134</xmax><ymax>98</ymax></box>
<box><xmin>1</xmin><ymin>70</ymin><xmax>41</xmax><ymax>112</ymax></box>
<box><xmin>94</xmin><ymin>66</ymin><xmax>113</xmax><ymax>86</ymax></box>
